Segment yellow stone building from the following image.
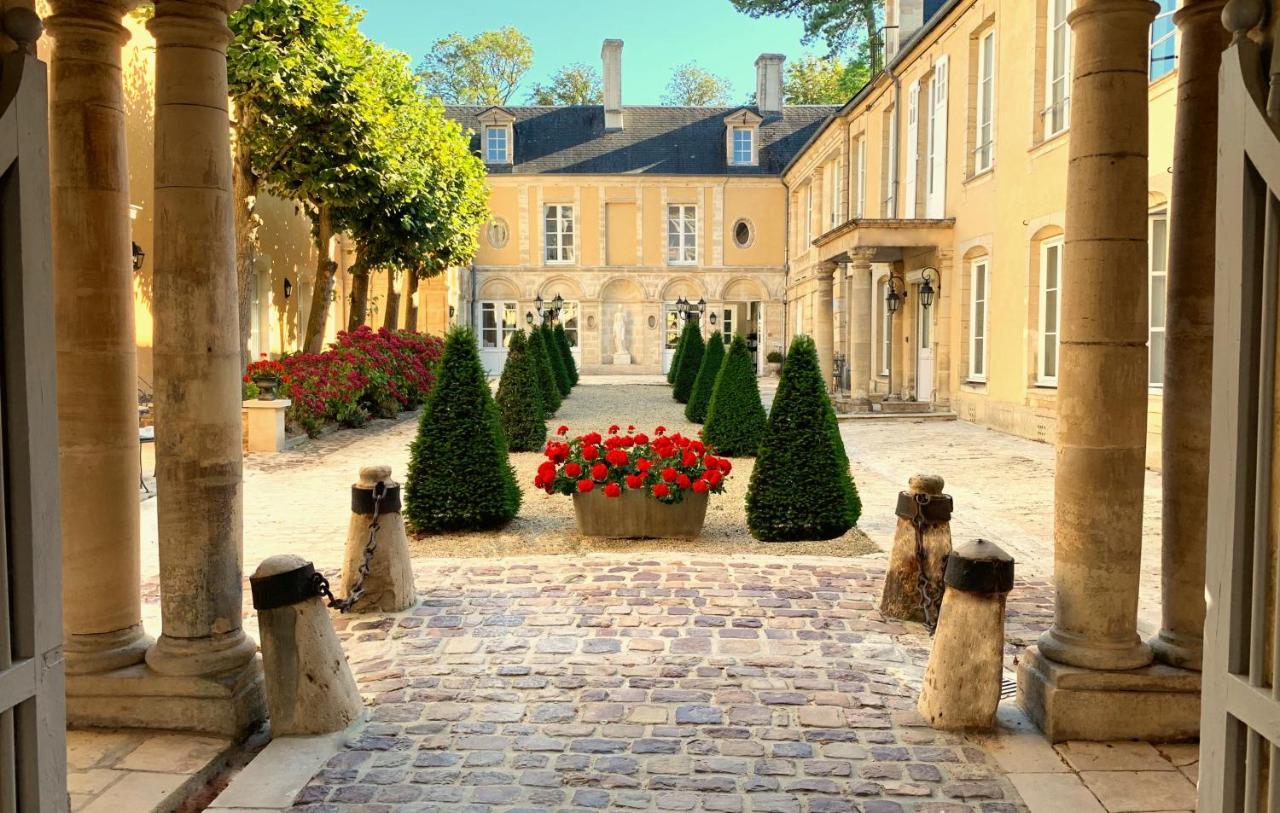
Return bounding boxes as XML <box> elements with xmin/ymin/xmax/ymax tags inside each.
<box><xmin>783</xmin><ymin>0</ymin><xmax>1177</xmax><ymax>467</ymax></box>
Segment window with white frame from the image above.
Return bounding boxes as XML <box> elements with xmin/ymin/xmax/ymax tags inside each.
<box><xmin>975</xmin><ymin>29</ymin><xmax>995</xmax><ymax>172</ymax></box>
<box><xmin>805</xmin><ymin>184</ymin><xmax>814</xmax><ymax>242</ymax></box>
<box><xmin>829</xmin><ymin>160</ymin><xmax>842</xmax><ymax>230</ymax></box>
<box><xmin>969</xmin><ymin>257</ymin><xmax>989</xmax><ymax>381</ymax></box>
<box><xmin>722</xmin><ymin>308</ymin><xmax>734</xmax><ymax>341</ymax></box>
<box><xmin>731</xmin><ymin>127</ymin><xmax>754</xmax><ymax>165</ymax></box>
<box><xmin>485</xmin><ymin>126</ymin><xmax>509</xmax><ymax>163</ymax></box>
<box><xmin>1038</xmin><ymin>237</ymin><xmax>1063</xmax><ymax>384</ymax></box>
<box><xmin>667</xmin><ymin>205</ymin><xmax>698</xmax><ymax>264</ymax></box>
<box><xmin>544</xmin><ymin>204</ymin><xmax>575</xmax><ymax>263</ymax></box>
<box><xmin>1149</xmin><ymin>214</ymin><xmax>1168</xmax><ymax>386</ymax></box>
<box><xmin>1149</xmin><ymin>0</ymin><xmax>1176</xmax><ymax>82</ymax></box>
<box><xmin>879</xmin><ymin>280</ymin><xmax>892</xmax><ymax>375</ymax></box>
<box><xmin>1045</xmin><ymin>0</ymin><xmax>1072</xmax><ymax>138</ymax></box>
<box><xmin>480</xmin><ymin>301</ymin><xmax>518</xmax><ymax>349</ymax></box>
<box><xmin>855</xmin><ymin>137</ymin><xmax>866</xmax><ymax>218</ymax></box>
<box><xmin>883</xmin><ymin>107</ymin><xmax>898</xmax><ymax>217</ymax></box>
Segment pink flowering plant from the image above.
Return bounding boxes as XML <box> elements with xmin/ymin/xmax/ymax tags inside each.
<box><xmin>534</xmin><ymin>424</ymin><xmax>732</xmax><ymax>504</ymax></box>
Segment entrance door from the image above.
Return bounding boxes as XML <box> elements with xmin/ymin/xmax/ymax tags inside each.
<box><xmin>662</xmin><ymin>304</ymin><xmax>681</xmax><ymax>374</ymax></box>
<box><xmin>915</xmin><ymin>290</ymin><xmax>934</xmax><ymax>402</ymax></box>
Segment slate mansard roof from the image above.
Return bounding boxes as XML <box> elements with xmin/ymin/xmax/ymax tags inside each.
<box><xmin>444</xmin><ymin>105</ymin><xmax>839</xmax><ymax>176</ymax></box>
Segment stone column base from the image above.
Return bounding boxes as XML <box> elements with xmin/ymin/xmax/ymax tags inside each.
<box><xmin>243</xmin><ymin>399</ymin><xmax>291</xmax><ymax>453</ymax></box>
<box><xmin>1016</xmin><ymin>645</ymin><xmax>1200</xmax><ymax>742</ymax></box>
<box><xmin>66</xmin><ymin>657</ymin><xmax>265</xmax><ymax>738</ymax></box>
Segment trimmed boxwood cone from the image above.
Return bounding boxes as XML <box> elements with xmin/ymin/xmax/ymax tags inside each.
<box><xmin>672</xmin><ymin>319</ymin><xmax>704</xmax><ymax>404</ymax></box>
<box><xmin>496</xmin><ymin>330</ymin><xmax>547</xmax><ymax>452</ymax></box>
<box><xmin>542</xmin><ymin>323</ymin><xmax>571</xmax><ymax>396</ymax></box>
<box><xmin>704</xmin><ymin>335</ymin><xmax>767</xmax><ymax>456</ymax></box>
<box><xmin>685</xmin><ymin>330</ymin><xmax>725</xmax><ymax>423</ymax></box>
<box><xmin>554</xmin><ymin>322</ymin><xmax>578</xmax><ymax>386</ymax></box>
<box><xmin>667</xmin><ymin>324</ymin><xmax>688</xmax><ymax>385</ymax></box>
<box><xmin>746</xmin><ymin>334</ymin><xmax>861</xmax><ymax>541</ymax></box>
<box><xmin>527</xmin><ymin>325</ymin><xmax>562</xmax><ymax>415</ymax></box>
<box><xmin>406</xmin><ymin>326</ymin><xmax>521</xmax><ymax>533</ymax></box>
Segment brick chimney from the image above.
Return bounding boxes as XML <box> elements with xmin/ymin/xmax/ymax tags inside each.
<box><xmin>756</xmin><ymin>54</ymin><xmax>785</xmax><ymax>114</ymax></box>
<box><xmin>602</xmin><ymin>39</ymin><xmax>623</xmax><ymax>130</ymax></box>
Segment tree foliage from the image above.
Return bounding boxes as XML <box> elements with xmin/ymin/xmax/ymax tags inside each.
<box><xmin>417</xmin><ymin>27</ymin><xmax>534</xmax><ymax>104</ymax></box>
<box><xmin>704</xmin><ymin>335</ymin><xmax>768</xmax><ymax>457</ymax></box>
<box><xmin>784</xmin><ymin>54</ymin><xmax>869</xmax><ymax>104</ymax></box>
<box><xmin>686</xmin><ymin>332</ymin><xmax>726</xmax><ymax>424</ymax></box>
<box><xmin>529</xmin><ymin>63</ymin><xmax>603</xmax><ymax>105</ymax></box>
<box><xmin>672</xmin><ymin>319</ymin><xmax>705</xmax><ymax>404</ymax></box>
<box><xmin>746</xmin><ymin>335</ymin><xmax>860</xmax><ymax>541</ymax></box>
<box><xmin>405</xmin><ymin>326</ymin><xmax>521</xmax><ymax>533</ymax></box>
<box><xmin>527</xmin><ymin>326</ymin><xmax>562</xmax><ymax>415</ymax></box>
<box><xmin>662</xmin><ymin>62</ymin><xmax>733</xmax><ymax>106</ymax></box>
<box><xmin>729</xmin><ymin>0</ymin><xmax>884</xmax><ymax>73</ymax></box>
<box><xmin>495</xmin><ymin>330</ymin><xmax>547</xmax><ymax>452</ymax></box>
<box><xmin>554</xmin><ymin>322</ymin><xmax>579</xmax><ymax>385</ymax></box>
<box><xmin>541</xmin><ymin>323</ymin><xmax>571</xmax><ymax>397</ymax></box>
<box><xmin>667</xmin><ymin>325</ymin><xmax>688</xmax><ymax>385</ymax></box>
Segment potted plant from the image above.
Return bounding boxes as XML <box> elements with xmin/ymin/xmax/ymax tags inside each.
<box><xmin>535</xmin><ymin>424</ymin><xmax>731</xmax><ymax>539</ymax></box>
<box><xmin>245</xmin><ymin>356</ymin><xmax>288</xmax><ymax>401</ymax></box>
<box><xmin>766</xmin><ymin>350</ymin><xmax>784</xmax><ymax>377</ymax></box>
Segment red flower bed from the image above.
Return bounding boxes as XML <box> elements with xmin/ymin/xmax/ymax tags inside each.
<box><xmin>534</xmin><ymin>425</ymin><xmax>731</xmax><ymax>505</ymax></box>
<box><xmin>246</xmin><ymin>327</ymin><xmax>443</xmax><ymax>437</ymax></box>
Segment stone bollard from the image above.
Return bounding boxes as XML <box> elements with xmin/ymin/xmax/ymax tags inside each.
<box><xmin>250</xmin><ymin>554</ymin><xmax>364</xmax><ymax>736</ymax></box>
<box><xmin>917</xmin><ymin>539</ymin><xmax>1015</xmax><ymax>731</ymax></box>
<box><xmin>342</xmin><ymin>465</ymin><xmax>415</xmax><ymax>613</ymax></box>
<box><xmin>880</xmin><ymin>474</ymin><xmax>953</xmax><ymax>627</ymax></box>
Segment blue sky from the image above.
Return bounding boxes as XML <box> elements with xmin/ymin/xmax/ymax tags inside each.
<box><xmin>354</xmin><ymin>0</ymin><xmax>815</xmax><ymax>105</ymax></box>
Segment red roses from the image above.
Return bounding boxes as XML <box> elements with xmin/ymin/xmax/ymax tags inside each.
<box><xmin>535</xmin><ymin>426</ymin><xmax>731</xmax><ymax>505</ymax></box>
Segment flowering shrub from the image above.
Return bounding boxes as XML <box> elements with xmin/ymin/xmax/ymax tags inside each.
<box><xmin>534</xmin><ymin>424</ymin><xmax>731</xmax><ymax>505</ymax></box>
<box><xmin>245</xmin><ymin>327</ymin><xmax>443</xmax><ymax>437</ymax></box>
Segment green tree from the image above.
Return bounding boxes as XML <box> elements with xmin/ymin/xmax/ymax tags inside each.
<box><xmin>495</xmin><ymin>330</ymin><xmax>547</xmax><ymax>452</ymax></box>
<box><xmin>417</xmin><ymin>27</ymin><xmax>534</xmax><ymax>104</ymax></box>
<box><xmin>405</xmin><ymin>326</ymin><xmax>521</xmax><ymax>532</ymax></box>
<box><xmin>554</xmin><ymin>322</ymin><xmax>579</xmax><ymax>385</ymax></box>
<box><xmin>662</xmin><ymin>62</ymin><xmax>733</xmax><ymax>106</ymax></box>
<box><xmin>705</xmin><ymin>335</ymin><xmax>768</xmax><ymax>456</ymax></box>
<box><xmin>527</xmin><ymin>326</ymin><xmax>562</xmax><ymax>415</ymax></box>
<box><xmin>528</xmin><ymin>63</ymin><xmax>603</xmax><ymax>105</ymax></box>
<box><xmin>784</xmin><ymin>54</ymin><xmax>869</xmax><ymax>104</ymax></box>
<box><xmin>672</xmin><ymin>319</ymin><xmax>705</xmax><ymax>404</ymax></box>
<box><xmin>746</xmin><ymin>335</ymin><xmax>860</xmax><ymax>541</ymax></box>
<box><xmin>686</xmin><ymin>332</ymin><xmax>726</xmax><ymax>423</ymax></box>
<box><xmin>729</xmin><ymin>0</ymin><xmax>884</xmax><ymax>73</ymax></box>
<box><xmin>541</xmin><ymin>323</ymin><xmax>571</xmax><ymax>396</ymax></box>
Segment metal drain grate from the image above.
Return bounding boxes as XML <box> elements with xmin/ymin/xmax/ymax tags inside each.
<box><xmin>1000</xmin><ymin>678</ymin><xmax>1017</xmax><ymax>699</ymax></box>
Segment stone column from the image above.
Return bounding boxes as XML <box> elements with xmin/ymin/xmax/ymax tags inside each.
<box><xmin>848</xmin><ymin>249</ymin><xmax>874</xmax><ymax>403</ymax></box>
<box><xmin>47</xmin><ymin>0</ymin><xmax>151</xmax><ymax>675</ymax></box>
<box><xmin>1151</xmin><ymin>0</ymin><xmax>1229</xmax><ymax>672</ymax></box>
<box><xmin>813</xmin><ymin>262</ymin><xmax>835</xmax><ymax>391</ymax></box>
<box><xmin>831</xmin><ymin>264</ymin><xmax>847</xmax><ymax>394</ymax></box>
<box><xmin>145</xmin><ymin>0</ymin><xmax>262</xmax><ymax>706</ymax></box>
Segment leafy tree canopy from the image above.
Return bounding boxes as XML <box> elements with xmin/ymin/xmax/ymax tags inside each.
<box><xmin>529</xmin><ymin>63</ymin><xmax>603</xmax><ymax>105</ymax></box>
<box><xmin>417</xmin><ymin>27</ymin><xmax>534</xmax><ymax>105</ymax></box>
<box><xmin>729</xmin><ymin>0</ymin><xmax>884</xmax><ymax>73</ymax></box>
<box><xmin>662</xmin><ymin>62</ymin><xmax>733</xmax><ymax>106</ymax></box>
<box><xmin>784</xmin><ymin>54</ymin><xmax>869</xmax><ymax>105</ymax></box>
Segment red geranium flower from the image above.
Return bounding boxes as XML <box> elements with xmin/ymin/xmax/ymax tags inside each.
<box><xmin>604</xmin><ymin>482</ymin><xmax>621</xmax><ymax>498</ymax></box>
<box><xmin>577</xmin><ymin>479</ymin><xmax>595</xmax><ymax>493</ymax></box>
<box><xmin>634</xmin><ymin>433</ymin><xmax>649</xmax><ymax>445</ymax></box>
<box><xmin>676</xmin><ymin>474</ymin><xmax>691</xmax><ymax>490</ymax></box>
<box><xmin>557</xmin><ymin>425</ymin><xmax>569</xmax><ymax>435</ymax></box>
<box><xmin>608</xmin><ymin>424</ymin><xmax>620</xmax><ymax>435</ymax></box>
<box><xmin>707</xmin><ymin>470</ymin><xmax>723</xmax><ymax>487</ymax></box>
<box><xmin>661</xmin><ymin>467</ymin><xmax>678</xmax><ymax>483</ymax></box>
<box><xmin>582</xmin><ymin>444</ymin><xmax>600</xmax><ymax>461</ymax></box>
<box><xmin>564</xmin><ymin>462</ymin><xmax>582</xmax><ymax>478</ymax></box>
<box><xmin>637</xmin><ymin>459</ymin><xmax>653</xmax><ymax>473</ymax></box>
<box><xmin>692</xmin><ymin>478</ymin><xmax>709</xmax><ymax>494</ymax></box>
<box><xmin>591</xmin><ymin>463</ymin><xmax>608</xmax><ymax>481</ymax></box>
<box><xmin>606</xmin><ymin>449</ymin><xmax>629</xmax><ymax>467</ymax></box>
<box><xmin>719</xmin><ymin>459</ymin><xmax>732</xmax><ymax>474</ymax></box>
<box><xmin>681</xmin><ymin>450</ymin><xmax>698</xmax><ymax>467</ymax></box>
<box><xmin>537</xmin><ymin>461</ymin><xmax>556</xmax><ymax>480</ymax></box>
<box><xmin>653</xmin><ymin>483</ymin><xmax>670</xmax><ymax>498</ymax></box>
<box><xmin>655</xmin><ymin>426</ymin><xmax>666</xmax><ymax>435</ymax></box>
<box><xmin>625</xmin><ymin>474</ymin><xmax>645</xmax><ymax>489</ymax></box>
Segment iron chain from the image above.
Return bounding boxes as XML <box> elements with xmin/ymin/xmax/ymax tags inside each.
<box><xmin>313</xmin><ymin>480</ymin><xmax>386</xmax><ymax>613</ymax></box>
<box><xmin>911</xmin><ymin>492</ymin><xmax>945</xmax><ymax>636</ymax></box>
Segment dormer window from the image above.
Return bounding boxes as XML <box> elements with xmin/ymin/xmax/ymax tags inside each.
<box><xmin>476</xmin><ymin>107</ymin><xmax>515</xmax><ymax>166</ymax></box>
<box><xmin>723</xmin><ymin>108</ymin><xmax>762</xmax><ymax>167</ymax></box>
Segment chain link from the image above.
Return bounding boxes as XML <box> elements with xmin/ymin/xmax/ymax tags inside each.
<box><xmin>313</xmin><ymin>480</ymin><xmax>386</xmax><ymax>613</ymax></box>
<box><xmin>911</xmin><ymin>492</ymin><xmax>945</xmax><ymax>636</ymax></box>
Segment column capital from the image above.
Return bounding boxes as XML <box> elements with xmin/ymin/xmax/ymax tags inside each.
<box><xmin>1174</xmin><ymin>0</ymin><xmax>1228</xmax><ymax>28</ymax></box>
<box><xmin>45</xmin><ymin>0</ymin><xmax>130</xmax><ymax>46</ymax></box>
<box><xmin>1069</xmin><ymin>0</ymin><xmax>1160</xmax><ymax>25</ymax></box>
<box><xmin>147</xmin><ymin>0</ymin><xmax>234</xmax><ymax>47</ymax></box>
<box><xmin>849</xmin><ymin>247</ymin><xmax>877</xmax><ymax>269</ymax></box>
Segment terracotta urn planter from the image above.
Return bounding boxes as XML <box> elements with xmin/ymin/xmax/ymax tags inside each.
<box><xmin>573</xmin><ymin>488</ymin><xmax>709</xmax><ymax>539</ymax></box>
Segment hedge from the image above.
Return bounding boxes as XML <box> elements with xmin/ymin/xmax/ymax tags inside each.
<box><xmin>554</xmin><ymin>322</ymin><xmax>579</xmax><ymax>386</ymax></box>
<box><xmin>527</xmin><ymin>325</ymin><xmax>562</xmax><ymax>415</ymax></box>
<box><xmin>672</xmin><ymin>319</ymin><xmax>704</xmax><ymax>404</ymax></box>
<box><xmin>704</xmin><ymin>334</ymin><xmax>767</xmax><ymax>456</ymax></box>
<box><xmin>685</xmin><ymin>330</ymin><xmax>725</xmax><ymax>423</ymax></box>
<box><xmin>541</xmin><ymin>323</ymin><xmax>572</xmax><ymax>397</ymax></box>
<box><xmin>495</xmin><ymin>330</ymin><xmax>547</xmax><ymax>452</ymax></box>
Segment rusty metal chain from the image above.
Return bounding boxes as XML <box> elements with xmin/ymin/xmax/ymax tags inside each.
<box><xmin>313</xmin><ymin>480</ymin><xmax>385</xmax><ymax>613</ymax></box>
<box><xmin>911</xmin><ymin>492</ymin><xmax>944</xmax><ymax>635</ymax></box>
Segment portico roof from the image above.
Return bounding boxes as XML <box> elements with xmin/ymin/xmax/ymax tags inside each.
<box><xmin>812</xmin><ymin>217</ymin><xmax>956</xmax><ymax>263</ymax></box>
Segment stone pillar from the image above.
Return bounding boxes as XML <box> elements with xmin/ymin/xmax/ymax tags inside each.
<box><xmin>47</xmin><ymin>0</ymin><xmax>150</xmax><ymax>676</ymax></box>
<box><xmin>1151</xmin><ymin>0</ymin><xmax>1229</xmax><ymax>672</ymax></box>
<box><xmin>813</xmin><ymin>262</ymin><xmax>835</xmax><ymax>391</ymax></box>
<box><xmin>832</xmin><ymin>263</ymin><xmax>847</xmax><ymax>394</ymax></box>
<box><xmin>145</xmin><ymin>0</ymin><xmax>264</xmax><ymax>730</ymax></box>
<box><xmin>1019</xmin><ymin>0</ymin><xmax>1199</xmax><ymax>743</ymax></box>
<box><xmin>848</xmin><ymin>250</ymin><xmax>874</xmax><ymax>403</ymax></box>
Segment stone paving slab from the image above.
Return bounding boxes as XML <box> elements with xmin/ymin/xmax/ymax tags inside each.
<box><xmin>291</xmin><ymin>556</ymin><xmax>1029</xmax><ymax>812</ymax></box>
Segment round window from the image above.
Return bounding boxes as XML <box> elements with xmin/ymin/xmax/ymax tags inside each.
<box><xmin>733</xmin><ymin>219</ymin><xmax>753</xmax><ymax>249</ymax></box>
<box><xmin>486</xmin><ymin>218</ymin><xmax>510</xmax><ymax>249</ymax></box>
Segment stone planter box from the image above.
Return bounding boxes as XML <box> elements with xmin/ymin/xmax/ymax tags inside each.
<box><xmin>572</xmin><ymin>488</ymin><xmax>709</xmax><ymax>539</ymax></box>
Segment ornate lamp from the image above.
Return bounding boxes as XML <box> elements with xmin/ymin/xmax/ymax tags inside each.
<box><xmin>919</xmin><ymin>268</ymin><xmax>939</xmax><ymax>309</ymax></box>
<box><xmin>695</xmin><ymin>298</ymin><xmax>706</xmax><ymax>317</ymax></box>
<box><xmin>525</xmin><ymin>311</ymin><xmax>534</xmax><ymax>326</ymax></box>
<box><xmin>886</xmin><ymin>276</ymin><xmax>906</xmax><ymax>315</ymax></box>
<box><xmin>131</xmin><ymin>241</ymin><xmax>145</xmax><ymax>271</ymax></box>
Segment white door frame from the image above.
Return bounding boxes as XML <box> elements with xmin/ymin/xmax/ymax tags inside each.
<box><xmin>915</xmin><ymin>285</ymin><xmax>935</xmax><ymax>403</ymax></box>
<box><xmin>904</xmin><ymin>80</ymin><xmax>920</xmax><ymax>219</ymax></box>
<box><xmin>661</xmin><ymin>302</ymin><xmax>682</xmax><ymax>374</ymax></box>
<box><xmin>926</xmin><ymin>56</ymin><xmax>949</xmax><ymax>219</ymax></box>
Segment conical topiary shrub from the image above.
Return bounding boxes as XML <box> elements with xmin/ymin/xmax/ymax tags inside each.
<box><xmin>685</xmin><ymin>330</ymin><xmax>726</xmax><ymax>423</ymax></box>
<box><xmin>542</xmin><ymin>323</ymin><xmax>571</xmax><ymax>397</ymax></box>
<box><xmin>704</xmin><ymin>335</ymin><xmax>767</xmax><ymax>456</ymax></box>
<box><xmin>667</xmin><ymin>323</ymin><xmax>688</xmax><ymax>385</ymax></box>
<box><xmin>495</xmin><ymin>330</ymin><xmax>547</xmax><ymax>452</ymax></box>
<box><xmin>554</xmin><ymin>322</ymin><xmax>578</xmax><ymax>386</ymax></box>
<box><xmin>672</xmin><ymin>319</ymin><xmax>705</xmax><ymax>404</ymax></box>
<box><xmin>746</xmin><ymin>334</ymin><xmax>861</xmax><ymax>541</ymax></box>
<box><xmin>528</xmin><ymin>325</ymin><xmax>562</xmax><ymax>415</ymax></box>
<box><xmin>405</xmin><ymin>326</ymin><xmax>521</xmax><ymax>533</ymax></box>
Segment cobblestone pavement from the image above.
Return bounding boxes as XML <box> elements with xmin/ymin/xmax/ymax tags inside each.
<box><xmin>294</xmin><ymin>556</ymin><xmax>1027</xmax><ymax>813</ymax></box>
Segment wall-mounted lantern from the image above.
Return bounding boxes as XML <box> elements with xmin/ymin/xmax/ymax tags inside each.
<box><xmin>131</xmin><ymin>241</ymin><xmax>145</xmax><ymax>271</ymax></box>
<box><xmin>886</xmin><ymin>276</ymin><xmax>906</xmax><ymax>315</ymax></box>
<box><xmin>919</xmin><ymin>267</ymin><xmax>939</xmax><ymax>309</ymax></box>
<box><xmin>708</xmin><ymin>312</ymin><xmax>718</xmax><ymax>326</ymax></box>
<box><xmin>283</xmin><ymin>277</ymin><xmax>293</xmax><ymax>300</ymax></box>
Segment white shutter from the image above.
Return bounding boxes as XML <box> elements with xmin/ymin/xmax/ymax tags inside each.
<box><xmin>904</xmin><ymin>80</ymin><xmax>920</xmax><ymax>219</ymax></box>
<box><xmin>927</xmin><ymin>57</ymin><xmax>948</xmax><ymax>219</ymax></box>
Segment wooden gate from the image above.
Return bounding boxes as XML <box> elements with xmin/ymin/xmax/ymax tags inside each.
<box><xmin>0</xmin><ymin>26</ymin><xmax>67</xmax><ymax>813</ymax></box>
<box><xmin>1201</xmin><ymin>27</ymin><xmax>1280</xmax><ymax>813</ymax></box>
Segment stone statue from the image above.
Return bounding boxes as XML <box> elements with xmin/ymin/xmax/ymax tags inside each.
<box><xmin>613</xmin><ymin>309</ymin><xmax>628</xmax><ymax>354</ymax></box>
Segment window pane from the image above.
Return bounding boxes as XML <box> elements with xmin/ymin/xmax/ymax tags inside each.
<box><xmin>1045</xmin><ymin>290</ymin><xmax>1058</xmax><ymax>334</ymax></box>
<box><xmin>1151</xmin><ymin>276</ymin><xmax>1167</xmax><ymax>328</ymax></box>
<box><xmin>1043</xmin><ymin>340</ymin><xmax>1057</xmax><ymax>379</ymax></box>
<box><xmin>1150</xmin><ymin>332</ymin><xmax>1165</xmax><ymax>385</ymax></box>
<box><xmin>1151</xmin><ymin>217</ymin><xmax>1168</xmax><ymax>272</ymax></box>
